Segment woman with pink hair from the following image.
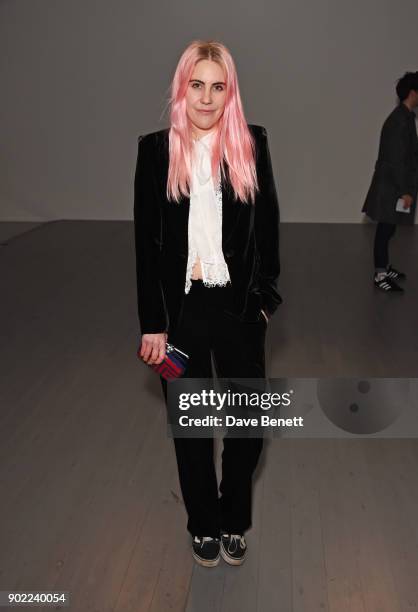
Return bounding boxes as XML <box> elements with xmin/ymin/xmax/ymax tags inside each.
<box><xmin>134</xmin><ymin>40</ymin><xmax>282</xmax><ymax>567</ymax></box>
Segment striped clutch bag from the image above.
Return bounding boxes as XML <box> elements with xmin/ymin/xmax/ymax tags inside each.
<box><xmin>137</xmin><ymin>342</ymin><xmax>189</xmax><ymax>381</ymax></box>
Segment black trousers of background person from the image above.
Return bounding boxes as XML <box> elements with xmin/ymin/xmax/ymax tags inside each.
<box><xmin>374</xmin><ymin>222</ymin><xmax>397</xmax><ymax>269</ymax></box>
<box><xmin>160</xmin><ymin>279</ymin><xmax>267</xmax><ymax>539</ymax></box>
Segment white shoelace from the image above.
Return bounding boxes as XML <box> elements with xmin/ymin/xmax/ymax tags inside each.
<box><xmin>223</xmin><ymin>533</ymin><xmax>246</xmax><ymax>552</ymax></box>
<box><xmin>194</xmin><ymin>536</ymin><xmax>219</xmax><ymax>547</ymax></box>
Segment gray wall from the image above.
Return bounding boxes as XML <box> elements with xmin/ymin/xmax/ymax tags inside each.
<box><xmin>0</xmin><ymin>0</ymin><xmax>417</xmax><ymax>222</ymax></box>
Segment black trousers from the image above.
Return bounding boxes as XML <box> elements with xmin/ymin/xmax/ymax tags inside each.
<box><xmin>160</xmin><ymin>279</ymin><xmax>267</xmax><ymax>538</ymax></box>
<box><xmin>373</xmin><ymin>222</ymin><xmax>397</xmax><ymax>269</ymax></box>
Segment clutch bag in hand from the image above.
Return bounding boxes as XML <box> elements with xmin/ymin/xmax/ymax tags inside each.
<box><xmin>137</xmin><ymin>342</ymin><xmax>189</xmax><ymax>381</ymax></box>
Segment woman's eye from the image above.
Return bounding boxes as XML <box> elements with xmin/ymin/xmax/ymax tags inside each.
<box><xmin>191</xmin><ymin>83</ymin><xmax>224</xmax><ymax>91</ymax></box>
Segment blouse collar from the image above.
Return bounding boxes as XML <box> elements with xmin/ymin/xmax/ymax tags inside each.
<box><xmin>192</xmin><ymin>129</ymin><xmax>217</xmax><ymax>186</ymax></box>
<box><xmin>193</xmin><ymin>129</ymin><xmax>216</xmax><ymax>147</ymax></box>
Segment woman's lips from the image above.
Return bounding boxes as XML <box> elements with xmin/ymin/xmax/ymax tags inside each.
<box><xmin>197</xmin><ymin>109</ymin><xmax>214</xmax><ymax>114</ymax></box>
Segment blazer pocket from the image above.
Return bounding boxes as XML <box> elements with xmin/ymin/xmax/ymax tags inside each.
<box><xmin>244</xmin><ymin>290</ymin><xmax>263</xmax><ymax>322</ymax></box>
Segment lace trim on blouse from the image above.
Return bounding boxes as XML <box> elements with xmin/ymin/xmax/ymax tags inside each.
<box><xmin>184</xmin><ymin>175</ymin><xmax>231</xmax><ymax>294</ymax></box>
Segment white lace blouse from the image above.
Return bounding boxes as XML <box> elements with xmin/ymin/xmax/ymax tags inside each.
<box><xmin>184</xmin><ymin>130</ymin><xmax>231</xmax><ymax>294</ymax></box>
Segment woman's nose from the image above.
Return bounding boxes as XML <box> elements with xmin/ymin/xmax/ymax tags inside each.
<box><xmin>201</xmin><ymin>88</ymin><xmax>212</xmax><ymax>104</ymax></box>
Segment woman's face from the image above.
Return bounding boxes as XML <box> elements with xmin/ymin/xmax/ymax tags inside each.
<box><xmin>185</xmin><ymin>59</ymin><xmax>227</xmax><ymax>138</ymax></box>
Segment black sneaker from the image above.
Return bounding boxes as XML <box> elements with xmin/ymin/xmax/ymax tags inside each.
<box><xmin>192</xmin><ymin>536</ymin><xmax>220</xmax><ymax>567</ymax></box>
<box><xmin>220</xmin><ymin>533</ymin><xmax>247</xmax><ymax>565</ymax></box>
<box><xmin>374</xmin><ymin>275</ymin><xmax>404</xmax><ymax>292</ymax></box>
<box><xmin>386</xmin><ymin>265</ymin><xmax>406</xmax><ymax>281</ymax></box>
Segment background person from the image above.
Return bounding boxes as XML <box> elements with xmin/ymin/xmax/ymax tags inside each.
<box><xmin>362</xmin><ymin>71</ymin><xmax>418</xmax><ymax>292</ymax></box>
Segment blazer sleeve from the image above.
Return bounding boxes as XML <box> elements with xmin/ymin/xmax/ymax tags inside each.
<box><xmin>134</xmin><ymin>135</ymin><xmax>168</xmax><ymax>334</ymax></box>
<box><xmin>254</xmin><ymin>127</ymin><xmax>282</xmax><ymax>317</ymax></box>
<box><xmin>383</xmin><ymin>118</ymin><xmax>414</xmax><ymax>197</ymax></box>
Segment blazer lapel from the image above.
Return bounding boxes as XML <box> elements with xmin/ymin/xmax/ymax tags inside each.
<box><xmin>221</xmin><ymin>166</ymin><xmax>244</xmax><ymax>251</ymax></box>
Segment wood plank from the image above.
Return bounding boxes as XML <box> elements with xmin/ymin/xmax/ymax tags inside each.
<box><xmin>290</xmin><ymin>439</ymin><xmax>329</xmax><ymax>612</ymax></box>
<box><xmin>257</xmin><ymin>439</ymin><xmax>293</xmax><ymax>612</ymax></box>
<box><xmin>363</xmin><ymin>440</ymin><xmax>418</xmax><ymax>610</ymax></box>
<box><xmin>333</xmin><ymin>440</ymin><xmax>400</xmax><ymax>611</ymax></box>
<box><xmin>317</xmin><ymin>439</ymin><xmax>366</xmax><ymax>612</ymax></box>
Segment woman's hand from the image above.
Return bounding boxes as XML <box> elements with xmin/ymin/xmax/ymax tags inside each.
<box><xmin>139</xmin><ymin>332</ymin><xmax>168</xmax><ymax>365</ymax></box>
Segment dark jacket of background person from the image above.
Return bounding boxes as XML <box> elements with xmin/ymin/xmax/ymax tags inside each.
<box><xmin>362</xmin><ymin>103</ymin><xmax>418</xmax><ymax>224</ymax></box>
<box><xmin>134</xmin><ymin>124</ymin><xmax>282</xmax><ymax>336</ymax></box>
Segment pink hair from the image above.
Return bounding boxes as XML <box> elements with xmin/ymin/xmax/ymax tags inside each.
<box><xmin>166</xmin><ymin>40</ymin><xmax>258</xmax><ymax>204</ymax></box>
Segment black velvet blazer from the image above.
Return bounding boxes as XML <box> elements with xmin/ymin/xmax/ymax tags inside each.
<box><xmin>134</xmin><ymin>124</ymin><xmax>282</xmax><ymax>335</ymax></box>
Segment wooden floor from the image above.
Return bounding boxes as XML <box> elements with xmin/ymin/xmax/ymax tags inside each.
<box><xmin>1</xmin><ymin>221</ymin><xmax>418</xmax><ymax>612</ymax></box>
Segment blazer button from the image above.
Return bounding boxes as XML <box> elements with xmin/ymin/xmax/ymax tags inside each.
<box><xmin>224</xmin><ymin>249</ymin><xmax>234</xmax><ymax>258</ymax></box>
